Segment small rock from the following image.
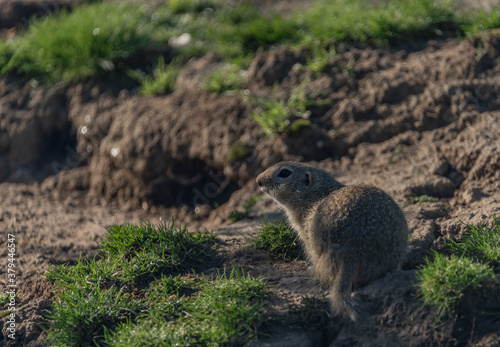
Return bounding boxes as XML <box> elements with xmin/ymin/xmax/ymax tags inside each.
<box><xmin>169</xmin><ymin>33</ymin><xmax>192</xmax><ymax>48</ymax></box>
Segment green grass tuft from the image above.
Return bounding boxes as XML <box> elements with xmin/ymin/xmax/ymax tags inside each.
<box><xmin>306</xmin><ymin>46</ymin><xmax>337</xmax><ymax>74</ymax></box>
<box><xmin>0</xmin><ymin>41</ymin><xmax>13</xmax><ymax>70</ymax></box>
<box><xmin>229</xmin><ymin>211</ymin><xmax>247</xmax><ymax>223</ymax></box>
<box><xmin>100</xmin><ymin>222</ymin><xmax>217</xmax><ymax>279</ymax></box>
<box><xmin>228</xmin><ymin>141</ymin><xmax>251</xmax><ymax>162</ymax></box>
<box><xmin>168</xmin><ymin>0</ymin><xmax>221</xmax><ymax>14</ymax></box>
<box><xmin>203</xmin><ymin>2</ymin><xmax>297</xmax><ymax>56</ymax></box>
<box><xmin>105</xmin><ymin>321</ymin><xmax>171</xmax><ymax>347</ymax></box>
<box><xmin>252</xmin><ymin>220</ymin><xmax>303</xmax><ymax>260</ymax></box>
<box><xmin>229</xmin><ymin>192</ymin><xmax>264</xmax><ymax>222</ymax></box>
<box><xmin>410</xmin><ymin>195</ymin><xmax>437</xmax><ymax>203</ymax></box>
<box><xmin>248</xmin><ymin>82</ymin><xmax>329</xmax><ymax>136</ymax></box>
<box><xmin>46</xmin><ymin>222</ymin><xmax>217</xmax><ymax>286</ymax></box>
<box><xmin>45</xmin><ymin>255</ymin><xmax>119</xmax><ymax>288</ymax></box>
<box><xmin>242</xmin><ymin>192</ymin><xmax>264</xmax><ymax>211</ymax></box>
<box><xmin>460</xmin><ymin>8</ymin><xmax>500</xmax><ymax>36</ymax></box>
<box><xmin>0</xmin><ymin>291</ymin><xmax>11</xmax><ymax>306</ymax></box>
<box><xmin>417</xmin><ymin>217</ymin><xmax>500</xmax><ymax>319</ymax></box>
<box><xmin>250</xmin><ymin>93</ymin><xmax>293</xmax><ymax>136</ymax></box>
<box><xmin>47</xmin><ymin>286</ymin><xmax>145</xmax><ymax>346</ymax></box>
<box><xmin>145</xmin><ymin>275</ymin><xmax>198</xmax><ymax>321</ymax></box>
<box><xmin>417</xmin><ymin>252</ymin><xmax>496</xmax><ymax>319</ymax></box>
<box><xmin>147</xmin><ymin>274</ymin><xmax>198</xmax><ymax>299</ymax></box>
<box><xmin>448</xmin><ymin>216</ymin><xmax>500</xmax><ymax>268</ymax></box>
<box><xmin>168</xmin><ymin>1</ymin><xmax>297</xmax><ymax>58</ymax></box>
<box><xmin>128</xmin><ymin>56</ymin><xmax>182</xmax><ymax>95</ymax></box>
<box><xmin>202</xmin><ymin>63</ymin><xmax>246</xmax><ymax>95</ymax></box>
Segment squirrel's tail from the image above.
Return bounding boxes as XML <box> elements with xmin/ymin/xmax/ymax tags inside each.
<box><xmin>329</xmin><ymin>257</ymin><xmax>358</xmax><ymax>322</ymax></box>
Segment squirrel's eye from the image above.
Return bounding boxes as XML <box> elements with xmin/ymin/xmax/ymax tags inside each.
<box><xmin>278</xmin><ymin>168</ymin><xmax>292</xmax><ymax>178</ymax></box>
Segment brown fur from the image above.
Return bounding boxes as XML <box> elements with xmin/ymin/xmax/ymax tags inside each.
<box><xmin>256</xmin><ymin>161</ymin><xmax>408</xmax><ymax>321</ymax></box>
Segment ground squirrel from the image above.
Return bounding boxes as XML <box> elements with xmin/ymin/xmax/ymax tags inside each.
<box><xmin>256</xmin><ymin>161</ymin><xmax>408</xmax><ymax>321</ymax></box>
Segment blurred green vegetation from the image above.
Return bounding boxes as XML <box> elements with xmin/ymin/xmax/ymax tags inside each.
<box><xmin>128</xmin><ymin>56</ymin><xmax>182</xmax><ymax>95</ymax></box>
<box><xmin>294</xmin><ymin>0</ymin><xmax>456</xmax><ymax>44</ymax></box>
<box><xmin>0</xmin><ymin>0</ymin><xmax>499</xmax><ymax>85</ymax></box>
<box><xmin>202</xmin><ymin>63</ymin><xmax>246</xmax><ymax>95</ymax></box>
<box><xmin>1</xmin><ymin>2</ymin><xmax>156</xmax><ymax>84</ymax></box>
<box><xmin>248</xmin><ymin>82</ymin><xmax>329</xmax><ymax>136</ymax></box>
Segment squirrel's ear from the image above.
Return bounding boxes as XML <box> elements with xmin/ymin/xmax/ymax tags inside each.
<box><xmin>304</xmin><ymin>171</ymin><xmax>313</xmax><ymax>187</ymax></box>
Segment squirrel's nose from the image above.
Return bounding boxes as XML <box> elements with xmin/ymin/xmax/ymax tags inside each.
<box><xmin>257</xmin><ymin>179</ymin><xmax>263</xmax><ymax>187</ymax></box>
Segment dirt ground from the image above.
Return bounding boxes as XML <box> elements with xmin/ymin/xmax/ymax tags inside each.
<box><xmin>1</xmin><ymin>0</ymin><xmax>500</xmax><ymax>346</ymax></box>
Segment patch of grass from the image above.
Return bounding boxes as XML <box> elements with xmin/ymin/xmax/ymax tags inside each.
<box><xmin>202</xmin><ymin>64</ymin><xmax>246</xmax><ymax>95</ymax></box>
<box><xmin>100</xmin><ymin>222</ymin><xmax>217</xmax><ymax>281</ymax></box>
<box><xmin>228</xmin><ymin>53</ymin><xmax>254</xmax><ymax>70</ymax></box>
<box><xmin>163</xmin><ymin>1</ymin><xmax>297</xmax><ymax>58</ymax></box>
<box><xmin>145</xmin><ymin>275</ymin><xmax>198</xmax><ymax>321</ymax></box>
<box><xmin>0</xmin><ymin>41</ymin><xmax>13</xmax><ymax>70</ymax></box>
<box><xmin>410</xmin><ymin>195</ymin><xmax>437</xmax><ymax>203</ymax></box>
<box><xmin>416</xmin><ymin>252</ymin><xmax>496</xmax><ymax>319</ymax></box>
<box><xmin>250</xmin><ymin>92</ymin><xmax>292</xmax><ymax>136</ymax></box>
<box><xmin>417</xmin><ymin>217</ymin><xmax>500</xmax><ymax>319</ymax></box>
<box><xmin>147</xmin><ymin>274</ymin><xmax>198</xmax><ymax>301</ymax></box>
<box><xmin>45</xmin><ymin>255</ymin><xmax>119</xmax><ymax>288</ymax></box>
<box><xmin>168</xmin><ymin>0</ymin><xmax>221</xmax><ymax>14</ymax></box>
<box><xmin>47</xmin><ymin>286</ymin><xmax>145</xmax><ymax>346</ymax></box>
<box><xmin>4</xmin><ymin>0</ymin><xmax>500</xmax><ymax>86</ymax></box>
<box><xmin>448</xmin><ymin>216</ymin><xmax>500</xmax><ymax>269</ymax></box>
<box><xmin>105</xmin><ymin>321</ymin><xmax>171</xmax><ymax>347</ymax></box>
<box><xmin>0</xmin><ymin>1</ymin><xmax>295</xmax><ymax>84</ymax></box>
<box><xmin>0</xmin><ymin>292</ymin><xmax>9</xmax><ymax>306</ymax></box>
<box><xmin>306</xmin><ymin>46</ymin><xmax>337</xmax><ymax>74</ymax></box>
<box><xmin>460</xmin><ymin>8</ymin><xmax>500</xmax><ymax>36</ymax></box>
<box><xmin>229</xmin><ymin>192</ymin><xmax>264</xmax><ymax>222</ymax></box>
<box><xmin>1</xmin><ymin>2</ymin><xmax>156</xmax><ymax>84</ymax></box>
<box><xmin>252</xmin><ymin>219</ymin><xmax>303</xmax><ymax>260</ymax></box>
<box><xmin>107</xmin><ymin>269</ymin><xmax>270</xmax><ymax>346</ymax></box>
<box><xmin>44</xmin><ymin>221</ymin><xmax>238</xmax><ymax>345</ymax></box>
<box><xmin>229</xmin><ymin>211</ymin><xmax>247</xmax><ymax>223</ymax></box>
<box><xmin>199</xmin><ymin>2</ymin><xmax>297</xmax><ymax>57</ymax></box>
<box><xmin>128</xmin><ymin>56</ymin><xmax>182</xmax><ymax>95</ymax></box>
<box><xmin>295</xmin><ymin>0</ymin><xmax>456</xmax><ymax>44</ymax></box>
<box><xmin>0</xmin><ymin>292</ymin><xmax>10</xmax><ymax>306</ymax></box>
<box><xmin>228</xmin><ymin>141</ymin><xmax>251</xmax><ymax>162</ymax></box>
<box><xmin>46</xmin><ymin>222</ymin><xmax>217</xmax><ymax>286</ymax></box>
<box><xmin>248</xmin><ymin>82</ymin><xmax>329</xmax><ymax>136</ymax></box>
<box><xmin>45</xmin><ymin>222</ymin><xmax>272</xmax><ymax>345</ymax></box>
<box><xmin>243</xmin><ymin>192</ymin><xmax>264</xmax><ymax>211</ymax></box>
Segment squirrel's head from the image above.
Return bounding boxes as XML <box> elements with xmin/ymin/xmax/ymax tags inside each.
<box><xmin>256</xmin><ymin>161</ymin><xmax>342</xmax><ymax>210</ymax></box>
